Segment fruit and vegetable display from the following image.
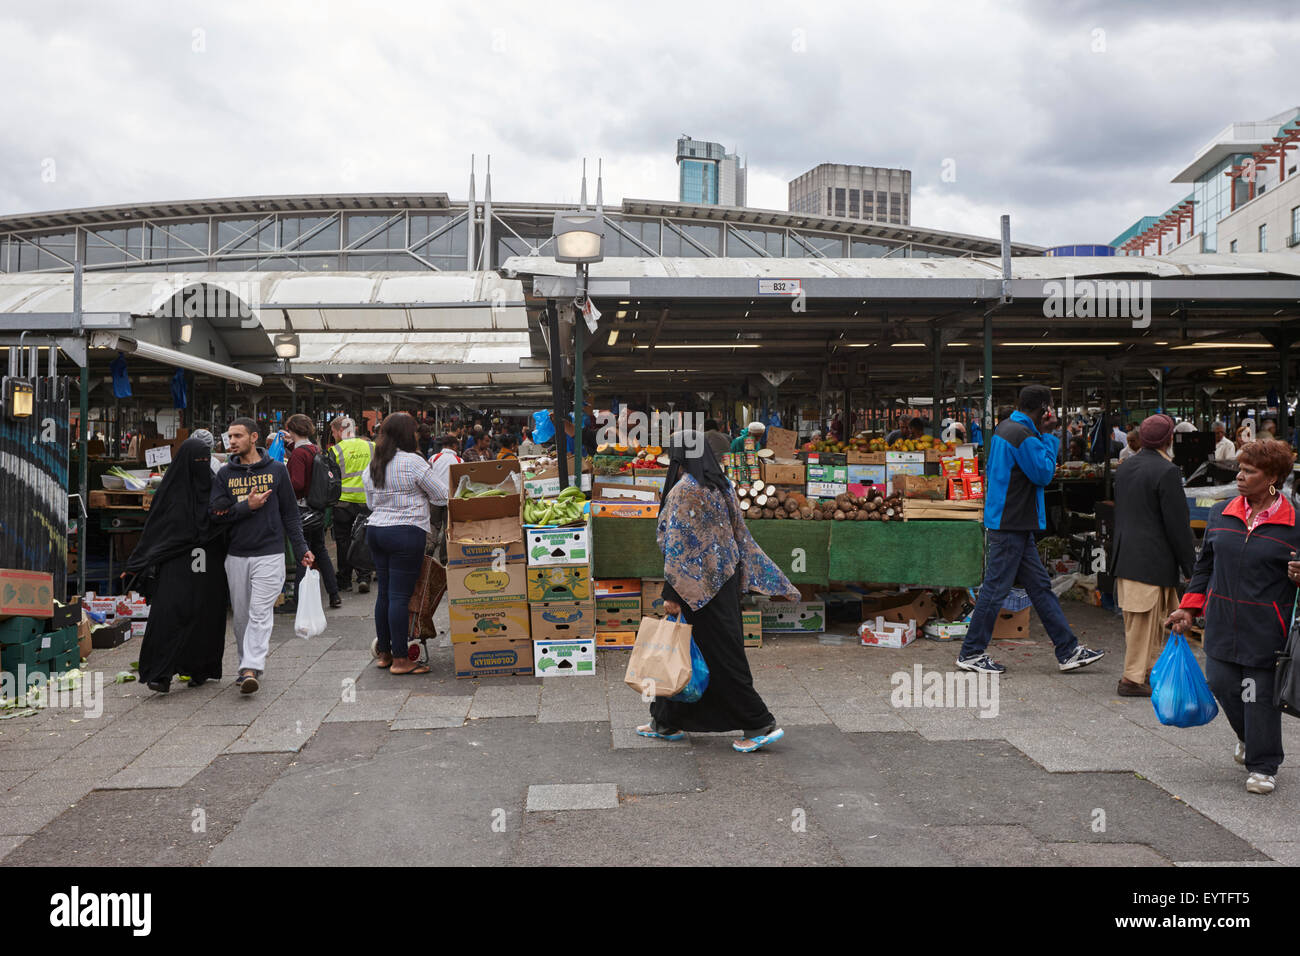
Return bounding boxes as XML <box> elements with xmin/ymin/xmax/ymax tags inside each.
<box><xmin>523</xmin><ymin>485</ymin><xmax>587</xmax><ymax>526</ymax></box>
<box><xmin>593</xmin><ymin>445</ymin><xmax>667</xmax><ymax>475</ymax></box>
<box><xmin>804</xmin><ymin>431</ymin><xmax>955</xmax><ymax>455</ymax></box>
<box><xmin>737</xmin><ymin>483</ymin><xmax>905</xmax><ymax>521</ymax></box>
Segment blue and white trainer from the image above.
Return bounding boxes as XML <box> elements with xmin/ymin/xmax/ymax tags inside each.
<box><xmin>956</xmin><ymin>654</ymin><xmax>1006</xmax><ymax>674</ymax></box>
<box><xmin>1059</xmin><ymin>645</ymin><xmax>1104</xmax><ymax>672</ymax></box>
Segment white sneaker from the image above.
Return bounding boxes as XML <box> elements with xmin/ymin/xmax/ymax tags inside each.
<box><xmin>1234</xmin><ymin>741</ymin><xmax>1246</xmax><ymax>766</ymax></box>
<box><xmin>1246</xmin><ymin>772</ymin><xmax>1276</xmax><ymax>795</ymax></box>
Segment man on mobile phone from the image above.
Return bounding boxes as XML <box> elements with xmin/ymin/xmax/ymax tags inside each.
<box><xmin>211</xmin><ymin>418</ymin><xmax>313</xmax><ymax>694</ymax></box>
<box><xmin>957</xmin><ymin>385</ymin><xmax>1105</xmax><ymax>675</ymax></box>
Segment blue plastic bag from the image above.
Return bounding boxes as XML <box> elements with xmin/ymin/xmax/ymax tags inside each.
<box><xmin>267</xmin><ymin>432</ymin><xmax>287</xmax><ymax>463</ymax></box>
<box><xmin>667</xmin><ymin>614</ymin><xmax>710</xmax><ymax>703</ymax></box>
<box><xmin>532</xmin><ymin>409</ymin><xmax>555</xmax><ymax>444</ymax></box>
<box><xmin>1151</xmin><ymin>631</ymin><xmax>1219</xmax><ymax>728</ymax></box>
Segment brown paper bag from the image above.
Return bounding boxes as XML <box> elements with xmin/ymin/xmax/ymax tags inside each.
<box><xmin>624</xmin><ymin>615</ymin><xmax>694</xmax><ymax>698</ymax></box>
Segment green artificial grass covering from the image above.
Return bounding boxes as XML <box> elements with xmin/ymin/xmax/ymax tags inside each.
<box><xmin>591</xmin><ymin>515</ymin><xmax>983</xmax><ymax>587</ymax></box>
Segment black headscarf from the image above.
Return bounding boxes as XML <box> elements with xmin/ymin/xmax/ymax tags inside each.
<box><xmin>125</xmin><ymin>437</ymin><xmax>217</xmax><ymax>574</ymax></box>
<box><xmin>662</xmin><ymin>430</ymin><xmax>731</xmax><ymax>499</ymax></box>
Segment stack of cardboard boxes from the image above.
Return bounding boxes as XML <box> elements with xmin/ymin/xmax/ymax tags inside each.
<box><xmin>446</xmin><ymin>460</ymin><xmax>534</xmax><ymax>679</ymax></box>
<box><xmin>526</xmin><ymin>519</ymin><xmax>596</xmax><ymax>676</ymax></box>
<box><xmin>593</xmin><ymin>579</ymin><xmax>640</xmax><ymax>649</ymax></box>
<box><xmin>0</xmin><ymin>569</ymin><xmax>79</xmax><ymax>683</ymax></box>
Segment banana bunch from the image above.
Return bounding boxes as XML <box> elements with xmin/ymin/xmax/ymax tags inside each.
<box><xmin>524</xmin><ymin>485</ymin><xmax>587</xmax><ymax>526</ymax></box>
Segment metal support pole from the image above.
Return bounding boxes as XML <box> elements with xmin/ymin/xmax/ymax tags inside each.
<box><xmin>572</xmin><ymin>265</ymin><xmax>585</xmax><ymax>486</ymax></box>
<box><xmin>1280</xmin><ymin>328</ymin><xmax>1291</xmax><ymax>442</ymax></box>
<box><xmin>982</xmin><ymin>310</ymin><xmax>993</xmax><ymax>447</ymax></box>
<box><xmin>931</xmin><ymin>326</ymin><xmax>942</xmax><ymax>438</ymax></box>
<box><xmin>75</xmin><ymin>241</ymin><xmax>87</xmax><ymax>598</ymax></box>
<box><xmin>548</xmin><ymin>301</ymin><xmax>569</xmax><ymax>490</ymax></box>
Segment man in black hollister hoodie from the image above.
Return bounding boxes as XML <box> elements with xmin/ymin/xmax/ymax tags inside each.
<box><xmin>210</xmin><ymin>418</ymin><xmax>313</xmax><ymax>694</ymax></box>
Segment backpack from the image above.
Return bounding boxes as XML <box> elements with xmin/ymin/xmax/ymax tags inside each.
<box><xmin>307</xmin><ymin>446</ymin><xmax>343</xmax><ymax>510</ymax></box>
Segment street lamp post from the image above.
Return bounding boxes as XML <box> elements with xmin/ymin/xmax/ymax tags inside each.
<box><xmin>550</xmin><ymin>161</ymin><xmax>605</xmax><ymax>492</ymax></box>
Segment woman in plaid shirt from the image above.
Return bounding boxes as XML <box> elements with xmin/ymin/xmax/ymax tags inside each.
<box><xmin>364</xmin><ymin>412</ymin><xmax>441</xmax><ymax>674</ymax></box>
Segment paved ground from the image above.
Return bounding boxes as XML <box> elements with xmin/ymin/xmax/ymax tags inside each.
<box><xmin>2</xmin><ymin>590</ymin><xmax>1297</xmax><ymax>866</ymax></box>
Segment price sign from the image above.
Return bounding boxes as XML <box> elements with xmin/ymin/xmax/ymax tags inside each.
<box><xmin>145</xmin><ymin>445</ymin><xmax>172</xmax><ymax>468</ymax></box>
<box><xmin>758</xmin><ymin>279</ymin><xmax>802</xmax><ymax>296</ymax></box>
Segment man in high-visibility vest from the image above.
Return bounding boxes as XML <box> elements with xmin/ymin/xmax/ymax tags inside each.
<box><xmin>330</xmin><ymin>416</ymin><xmax>374</xmax><ymax>593</ymax></box>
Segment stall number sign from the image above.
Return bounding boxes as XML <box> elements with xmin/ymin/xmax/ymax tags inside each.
<box><xmin>145</xmin><ymin>445</ymin><xmax>172</xmax><ymax>468</ymax></box>
<box><xmin>758</xmin><ymin>279</ymin><xmax>802</xmax><ymax>296</ymax></box>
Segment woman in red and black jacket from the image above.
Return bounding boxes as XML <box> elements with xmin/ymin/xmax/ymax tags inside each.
<box><xmin>1166</xmin><ymin>439</ymin><xmax>1300</xmax><ymax>796</ymax></box>
<box><xmin>284</xmin><ymin>414</ymin><xmax>342</xmax><ymax>610</ymax></box>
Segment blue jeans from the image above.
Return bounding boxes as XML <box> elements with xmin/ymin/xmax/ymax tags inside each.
<box><xmin>366</xmin><ymin>524</ymin><xmax>426</xmax><ymax>658</ymax></box>
<box><xmin>959</xmin><ymin>530</ymin><xmax>1079</xmax><ymax>663</ymax></box>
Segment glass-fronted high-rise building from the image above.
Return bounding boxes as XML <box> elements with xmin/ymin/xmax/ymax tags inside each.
<box><xmin>676</xmin><ymin>136</ymin><xmax>745</xmax><ymax>206</ymax></box>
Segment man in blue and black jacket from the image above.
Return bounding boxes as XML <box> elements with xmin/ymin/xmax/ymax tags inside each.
<box><xmin>957</xmin><ymin>385</ymin><xmax>1106</xmax><ymax>674</ymax></box>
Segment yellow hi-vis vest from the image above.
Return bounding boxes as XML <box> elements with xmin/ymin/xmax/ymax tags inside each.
<box><xmin>332</xmin><ymin>438</ymin><xmax>374</xmax><ymax>503</ymax></box>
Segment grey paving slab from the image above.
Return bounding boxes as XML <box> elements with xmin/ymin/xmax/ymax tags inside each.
<box><xmin>224</xmin><ymin>698</ymin><xmax>335</xmax><ymax>754</ymax></box>
<box><xmin>610</xmin><ymin>727</ymin><xmax>691</xmax><ymax>750</ymax></box>
<box><xmin>323</xmin><ymin>689</ymin><xmax>410</xmax><ymax>723</ymax></box>
<box><xmin>101</xmin><ymin>766</ymin><xmax>204</xmax><ymax>789</ymax></box>
<box><xmin>468</xmin><ymin>685</ymin><xmax>541</xmax><ymax>720</ymax></box>
<box><xmin>132</xmin><ymin>728</ymin><xmax>244</xmax><ymax>769</ymax></box>
<box><xmin>1</xmin><ymin>776</ymin><xmax>91</xmax><ymax>808</ymax></box>
<box><xmin>536</xmin><ymin>680</ymin><xmax>609</xmax><ymax>724</ymax></box>
<box><xmin>0</xmin><ymin>803</ymin><xmax>67</xmax><ymax>836</ymax></box>
<box><xmin>26</xmin><ymin>755</ymin><xmax>128</xmax><ymax>783</ymax></box>
<box><xmin>0</xmin><ymin>834</ymin><xmax>26</xmax><ymax>862</ymax></box>
<box><xmin>0</xmin><ymin>770</ymin><xmax>33</xmax><ymax>791</ymax></box>
<box><xmin>390</xmin><ymin>716</ymin><xmax>468</xmax><ymax>731</ymax></box>
<box><xmin>395</xmin><ymin>694</ymin><xmax>472</xmax><ymax>720</ymax></box>
<box><xmin>827</xmin><ymin>712</ymin><xmax>910</xmax><ymax>732</ymax></box>
<box><xmin>771</xmin><ymin>707</ymin><xmax>831</xmax><ymax>726</ymax></box>
<box><xmin>525</xmin><ymin>783</ymin><xmax>619</xmax><ymax>811</ymax></box>
<box><xmin>0</xmin><ymin>747</ymin><xmax>80</xmax><ymax>772</ymax></box>
<box><xmin>1255</xmin><ymin>842</ymin><xmax>1300</xmax><ymax>865</ymax></box>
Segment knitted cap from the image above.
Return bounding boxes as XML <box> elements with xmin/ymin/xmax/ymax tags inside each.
<box><xmin>1139</xmin><ymin>414</ymin><xmax>1175</xmax><ymax>449</ymax></box>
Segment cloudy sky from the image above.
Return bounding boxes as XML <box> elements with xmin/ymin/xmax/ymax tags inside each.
<box><xmin>4</xmin><ymin>0</ymin><xmax>1299</xmax><ymax>247</ymax></box>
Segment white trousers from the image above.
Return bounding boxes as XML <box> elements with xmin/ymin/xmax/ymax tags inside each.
<box><xmin>225</xmin><ymin>553</ymin><xmax>286</xmax><ymax>673</ymax></box>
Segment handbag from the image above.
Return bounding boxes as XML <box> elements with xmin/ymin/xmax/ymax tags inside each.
<box><xmin>299</xmin><ymin>506</ymin><xmax>325</xmax><ymax>532</ymax></box>
<box><xmin>349</xmin><ymin>513</ymin><xmax>375</xmax><ymax>573</ymax></box>
<box><xmin>624</xmin><ymin>613</ymin><xmax>696</xmax><ymax>699</ymax></box>
<box><xmin>1275</xmin><ymin>593</ymin><xmax>1300</xmax><ymax>718</ymax></box>
<box><xmin>407</xmin><ymin>554</ymin><xmax>447</xmax><ymax>640</ymax></box>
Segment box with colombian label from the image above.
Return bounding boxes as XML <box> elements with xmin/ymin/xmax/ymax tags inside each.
<box><xmin>742</xmin><ymin>609</ymin><xmax>762</xmax><ymax>648</ymax></box>
<box><xmin>445</xmin><ymin>538</ymin><xmax>525</xmax><ymax>568</ymax></box>
<box><xmin>449</xmin><ymin>602</ymin><xmax>531</xmax><ymax>643</ymax></box>
<box><xmin>591</xmin><ymin>500</ymin><xmax>660</xmax><ymax>519</ymax></box>
<box><xmin>530</xmin><ymin>601</ymin><xmax>596</xmax><ymax>641</ymax></box>
<box><xmin>640</xmin><ymin>578</ymin><xmax>666</xmax><ymax>617</ymax></box>
<box><xmin>454</xmin><ymin>637</ymin><xmax>534</xmax><ymax>678</ymax></box>
<box><xmin>534</xmin><ymin>638</ymin><xmax>596</xmax><ymax>676</ymax></box>
<box><xmin>525</xmin><ymin>526</ymin><xmax>591</xmax><ymax>567</ymax></box>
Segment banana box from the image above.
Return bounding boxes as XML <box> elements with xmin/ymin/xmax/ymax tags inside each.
<box><xmin>533</xmin><ymin>638</ymin><xmax>596</xmax><ymax>677</ymax></box>
<box><xmin>453</xmin><ymin>637</ymin><xmax>534</xmax><ymax>678</ymax></box>
<box><xmin>449</xmin><ymin>602</ymin><xmax>531</xmax><ymax>644</ymax></box>
<box><xmin>530</xmin><ymin>601</ymin><xmax>596</xmax><ymax>641</ymax></box>
<box><xmin>526</xmin><ymin>525</ymin><xmax>591</xmax><ymax>567</ymax></box>
<box><xmin>526</xmin><ymin>565</ymin><xmax>592</xmax><ymax>603</ymax></box>
<box><xmin>447</xmin><ymin>562</ymin><xmax>527</xmax><ymax>606</ymax></box>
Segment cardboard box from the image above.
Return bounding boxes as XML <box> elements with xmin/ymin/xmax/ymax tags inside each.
<box><xmin>963</xmin><ymin>475</ymin><xmax>985</xmax><ymax>499</ymax></box>
<box><xmin>816</xmin><ymin>591</ymin><xmax>864</xmax><ymax>624</ymax></box>
<box><xmin>525</xmin><ymin>525</ymin><xmax>591</xmax><ymax>567</ymax></box>
<box><xmin>961</xmin><ymin>457</ymin><xmax>980</xmax><ymax>476</ymax></box>
<box><xmin>77</xmin><ymin>612</ymin><xmax>92</xmax><ymax>660</ymax></box>
<box><xmin>529</xmin><ymin>601</ymin><xmax>596</xmax><ymax>641</ymax></box>
<box><xmin>992</xmin><ymin>608</ymin><xmax>1030</xmax><ymax>640</ymax></box>
<box><xmin>742</xmin><ymin>609</ymin><xmax>762</xmax><ymax>647</ymax></box>
<box><xmin>861</xmin><ymin>590</ymin><xmax>937</xmax><ymax>628</ymax></box>
<box><xmin>595</xmin><ymin>596</ymin><xmax>642</xmax><ymax>631</ymax></box>
<box><xmin>453</xmin><ymin>637</ymin><xmax>534</xmax><ymax>678</ymax></box>
<box><xmin>447</xmin><ymin>561</ymin><xmax>527</xmax><ymax>606</ymax></box>
<box><xmin>445</xmin><ymin>537</ymin><xmax>526</xmax><ymax>567</ymax></box>
<box><xmin>858</xmin><ymin>617</ymin><xmax>917</xmax><ymax>648</ymax></box>
<box><xmin>526</xmin><ymin>565</ymin><xmax>592</xmax><ymax>603</ymax></box>
<box><xmin>594</xmin><ymin>578</ymin><xmax>642</xmax><ymax>598</ymax></box>
<box><xmin>0</xmin><ymin>569</ymin><xmax>54</xmax><ymax>620</ymax></box>
<box><xmin>591</xmin><ymin>500</ymin><xmax>660</xmax><ymax>519</ymax></box>
<box><xmin>635</xmin><ymin>474</ymin><xmax>667</xmax><ymax>493</ymax></box>
<box><xmin>801</xmin><ymin>451</ymin><xmax>848</xmax><ymax>466</ymax></box>
<box><xmin>447</xmin><ymin>515</ymin><xmax>523</xmax><ymax>551</ymax></box>
<box><xmin>755</xmin><ymin>599</ymin><xmax>826</xmax><ymax>633</ymax></box>
<box><xmin>641</xmin><ymin>578</ymin><xmax>666</xmax><ymax>617</ymax></box>
<box><xmin>895</xmin><ymin>474</ymin><xmax>946</xmax><ymax>499</ymax></box>
<box><xmin>807</xmin><ymin>463</ymin><xmax>848</xmax><ymax>499</ymax></box>
<box><xmin>595</xmin><ymin>630</ymin><xmax>637</xmax><ymax>649</ymax></box>
<box><xmin>447</xmin><ymin>460</ymin><xmax>522</xmax><ymax>525</ymax></box>
<box><xmin>449</xmin><ymin>601</ymin><xmax>531</xmax><ymax>643</ymax></box>
<box><xmin>766</xmin><ymin>426</ymin><xmax>798</xmax><ymax>461</ymax></box>
<box><xmin>847</xmin><ymin>464</ymin><xmax>887</xmax><ymax>486</ymax></box>
<box><xmin>761</xmin><ymin>460</ymin><xmax>805</xmax><ymax>485</ymax></box>
<box><xmin>941</xmin><ymin>457</ymin><xmax>965</xmax><ymax>478</ymax></box>
<box><xmin>885</xmin><ymin>451</ymin><xmax>925</xmax><ymax>465</ymax></box>
<box><xmin>523</xmin><ymin>472</ymin><xmax>592</xmax><ymax>499</ymax></box>
<box><xmin>82</xmin><ymin>594</ymin><xmax>118</xmax><ymax>622</ymax></box>
<box><xmin>591</xmin><ymin>482</ymin><xmax>658</xmax><ymax>502</ymax></box>
<box><xmin>130</xmin><ymin>620</ymin><xmax>148</xmax><ymax>639</ymax></box>
<box><xmin>847</xmin><ymin>450</ymin><xmax>887</xmax><ymax>465</ymax></box>
<box><xmin>534</xmin><ymin>638</ymin><xmax>597</xmax><ymax>676</ymax></box>
<box><xmin>885</xmin><ymin>461</ymin><xmax>925</xmax><ymax>489</ymax></box>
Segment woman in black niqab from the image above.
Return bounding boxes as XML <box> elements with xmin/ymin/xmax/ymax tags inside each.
<box><xmin>125</xmin><ymin>437</ymin><xmax>229</xmax><ymax>693</ymax></box>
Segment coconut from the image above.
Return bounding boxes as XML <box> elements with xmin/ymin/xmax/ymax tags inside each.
<box><xmin>739</xmin><ymin>498</ymin><xmax>750</xmax><ymax>511</ymax></box>
<box><xmin>811</xmin><ymin>509</ymin><xmax>823</xmax><ymax>520</ymax></box>
<box><xmin>755</xmin><ymin>493</ymin><xmax>768</xmax><ymax>507</ymax></box>
<box><xmin>765</xmin><ymin>484</ymin><xmax>777</xmax><ymax>497</ymax></box>
<box><xmin>833</xmin><ymin>509</ymin><xmax>846</xmax><ymax>520</ymax></box>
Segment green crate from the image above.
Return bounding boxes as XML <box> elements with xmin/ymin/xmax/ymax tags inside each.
<box><xmin>37</xmin><ymin>626</ymin><xmax>79</xmax><ymax>662</ymax></box>
<box><xmin>1</xmin><ymin>641</ymin><xmax>43</xmax><ymax>674</ymax></box>
<box><xmin>49</xmin><ymin>649</ymin><xmax>79</xmax><ymax>674</ymax></box>
<box><xmin>0</xmin><ymin>616</ymin><xmax>41</xmax><ymax>647</ymax></box>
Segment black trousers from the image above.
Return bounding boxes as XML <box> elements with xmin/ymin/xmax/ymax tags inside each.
<box><xmin>332</xmin><ymin>501</ymin><xmax>370</xmax><ymax>586</ymax></box>
<box><xmin>1205</xmin><ymin>655</ymin><xmax>1285</xmax><ymax>776</ymax></box>
<box><xmin>650</xmin><ymin>571</ymin><xmax>775</xmax><ymax>735</ymax></box>
<box><xmin>295</xmin><ymin>520</ymin><xmax>339</xmax><ymax>602</ymax></box>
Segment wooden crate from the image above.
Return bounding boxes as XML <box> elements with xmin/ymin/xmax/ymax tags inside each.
<box><xmin>88</xmin><ymin>490</ymin><xmax>152</xmax><ymax>511</ymax></box>
<box><xmin>902</xmin><ymin>500</ymin><xmax>983</xmax><ymax>522</ymax></box>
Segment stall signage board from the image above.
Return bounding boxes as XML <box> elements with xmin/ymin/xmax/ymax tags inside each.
<box><xmin>757</xmin><ymin>279</ymin><xmax>802</xmax><ymax>296</ymax></box>
<box><xmin>145</xmin><ymin>445</ymin><xmax>172</xmax><ymax>468</ymax></box>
